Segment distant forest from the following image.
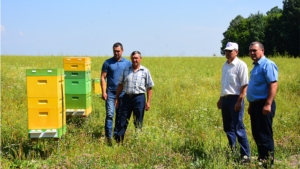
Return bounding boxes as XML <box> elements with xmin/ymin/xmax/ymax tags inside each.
<box><xmin>221</xmin><ymin>0</ymin><xmax>300</xmax><ymax>57</ymax></box>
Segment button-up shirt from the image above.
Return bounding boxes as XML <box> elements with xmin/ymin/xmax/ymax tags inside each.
<box><xmin>118</xmin><ymin>65</ymin><xmax>154</xmax><ymax>94</ymax></box>
<box><xmin>220</xmin><ymin>57</ymin><xmax>248</xmax><ymax>96</ymax></box>
<box><xmin>247</xmin><ymin>56</ymin><xmax>278</xmax><ymax>102</ymax></box>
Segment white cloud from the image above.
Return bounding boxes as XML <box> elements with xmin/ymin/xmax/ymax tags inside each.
<box><xmin>19</xmin><ymin>31</ymin><xmax>24</xmax><ymax>36</ymax></box>
<box><xmin>1</xmin><ymin>25</ymin><xmax>5</xmax><ymax>32</ymax></box>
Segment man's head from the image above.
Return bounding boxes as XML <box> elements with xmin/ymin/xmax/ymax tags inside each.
<box><xmin>112</xmin><ymin>42</ymin><xmax>124</xmax><ymax>61</ymax></box>
<box><xmin>249</xmin><ymin>42</ymin><xmax>264</xmax><ymax>62</ymax></box>
<box><xmin>224</xmin><ymin>42</ymin><xmax>238</xmax><ymax>62</ymax></box>
<box><xmin>130</xmin><ymin>51</ymin><xmax>142</xmax><ymax>69</ymax></box>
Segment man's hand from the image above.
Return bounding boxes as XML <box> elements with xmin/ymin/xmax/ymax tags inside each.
<box><xmin>262</xmin><ymin>104</ymin><xmax>271</xmax><ymax>115</ymax></box>
<box><xmin>145</xmin><ymin>102</ymin><xmax>151</xmax><ymax>111</ymax></box>
<box><xmin>102</xmin><ymin>92</ymin><xmax>107</xmax><ymax>101</ymax></box>
<box><xmin>114</xmin><ymin>99</ymin><xmax>119</xmax><ymax>109</ymax></box>
<box><xmin>234</xmin><ymin>101</ymin><xmax>242</xmax><ymax>112</ymax></box>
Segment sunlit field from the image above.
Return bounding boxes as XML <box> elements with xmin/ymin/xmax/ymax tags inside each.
<box><xmin>1</xmin><ymin>55</ymin><xmax>300</xmax><ymax>168</ymax></box>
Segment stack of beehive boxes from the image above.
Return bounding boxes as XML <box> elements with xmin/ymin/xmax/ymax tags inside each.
<box><xmin>64</xmin><ymin>57</ymin><xmax>92</xmax><ymax>116</ymax></box>
<box><xmin>26</xmin><ymin>69</ymin><xmax>66</xmax><ymax>139</ymax></box>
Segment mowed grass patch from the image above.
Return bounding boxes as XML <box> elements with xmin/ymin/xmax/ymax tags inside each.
<box><xmin>1</xmin><ymin>55</ymin><xmax>299</xmax><ymax>168</ymax></box>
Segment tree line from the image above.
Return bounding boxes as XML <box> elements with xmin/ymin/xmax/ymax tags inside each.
<box><xmin>221</xmin><ymin>0</ymin><xmax>300</xmax><ymax>57</ymax></box>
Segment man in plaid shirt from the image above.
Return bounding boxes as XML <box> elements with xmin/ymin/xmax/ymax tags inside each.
<box><xmin>114</xmin><ymin>51</ymin><xmax>154</xmax><ymax>143</ymax></box>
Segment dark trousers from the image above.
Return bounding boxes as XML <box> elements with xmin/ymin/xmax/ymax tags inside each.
<box><xmin>221</xmin><ymin>95</ymin><xmax>250</xmax><ymax>157</ymax></box>
<box><xmin>249</xmin><ymin>100</ymin><xmax>275</xmax><ymax>163</ymax></box>
<box><xmin>115</xmin><ymin>93</ymin><xmax>145</xmax><ymax>138</ymax></box>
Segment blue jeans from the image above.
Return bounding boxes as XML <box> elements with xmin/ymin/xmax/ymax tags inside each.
<box><xmin>105</xmin><ymin>91</ymin><xmax>123</xmax><ymax>138</ymax></box>
<box><xmin>221</xmin><ymin>95</ymin><xmax>250</xmax><ymax>157</ymax></box>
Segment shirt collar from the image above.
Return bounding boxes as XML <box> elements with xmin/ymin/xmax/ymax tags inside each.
<box><xmin>130</xmin><ymin>65</ymin><xmax>144</xmax><ymax>71</ymax></box>
<box><xmin>253</xmin><ymin>56</ymin><xmax>266</xmax><ymax>65</ymax></box>
<box><xmin>227</xmin><ymin>57</ymin><xmax>238</xmax><ymax>65</ymax></box>
<box><xmin>231</xmin><ymin>57</ymin><xmax>239</xmax><ymax>65</ymax></box>
<box><xmin>113</xmin><ymin>57</ymin><xmax>124</xmax><ymax>62</ymax></box>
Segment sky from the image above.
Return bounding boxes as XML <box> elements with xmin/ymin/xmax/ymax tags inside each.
<box><xmin>1</xmin><ymin>0</ymin><xmax>284</xmax><ymax>57</ymax></box>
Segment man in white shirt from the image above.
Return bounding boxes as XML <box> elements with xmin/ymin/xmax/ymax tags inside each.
<box><xmin>217</xmin><ymin>42</ymin><xmax>250</xmax><ymax>163</ymax></box>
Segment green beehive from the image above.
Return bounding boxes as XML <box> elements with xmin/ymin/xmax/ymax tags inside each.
<box><xmin>65</xmin><ymin>78</ymin><xmax>91</xmax><ymax>94</ymax></box>
<box><xmin>64</xmin><ymin>70</ymin><xmax>91</xmax><ymax>80</ymax></box>
<box><xmin>65</xmin><ymin>92</ymin><xmax>92</xmax><ymax>109</ymax></box>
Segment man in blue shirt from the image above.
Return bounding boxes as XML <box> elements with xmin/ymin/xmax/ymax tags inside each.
<box><xmin>101</xmin><ymin>42</ymin><xmax>131</xmax><ymax>145</ymax></box>
<box><xmin>247</xmin><ymin>42</ymin><xmax>278</xmax><ymax>167</ymax></box>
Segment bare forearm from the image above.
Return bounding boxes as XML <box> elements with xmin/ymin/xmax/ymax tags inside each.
<box><xmin>115</xmin><ymin>84</ymin><xmax>123</xmax><ymax>100</ymax></box>
<box><xmin>238</xmin><ymin>85</ymin><xmax>247</xmax><ymax>102</ymax></box>
<box><xmin>100</xmin><ymin>72</ymin><xmax>107</xmax><ymax>93</ymax></box>
<box><xmin>101</xmin><ymin>80</ymin><xmax>106</xmax><ymax>93</ymax></box>
<box><xmin>266</xmin><ymin>82</ymin><xmax>278</xmax><ymax>105</ymax></box>
<box><xmin>146</xmin><ymin>88</ymin><xmax>152</xmax><ymax>103</ymax></box>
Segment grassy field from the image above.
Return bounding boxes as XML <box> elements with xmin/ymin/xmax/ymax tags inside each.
<box><xmin>1</xmin><ymin>55</ymin><xmax>300</xmax><ymax>168</ymax></box>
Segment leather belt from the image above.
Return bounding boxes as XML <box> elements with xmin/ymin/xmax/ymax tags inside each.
<box><xmin>249</xmin><ymin>99</ymin><xmax>267</xmax><ymax>105</ymax></box>
<box><xmin>221</xmin><ymin>95</ymin><xmax>238</xmax><ymax>98</ymax></box>
<box><xmin>125</xmin><ymin>93</ymin><xmax>144</xmax><ymax>98</ymax></box>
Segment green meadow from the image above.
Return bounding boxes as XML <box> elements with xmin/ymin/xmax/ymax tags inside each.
<box><xmin>1</xmin><ymin>55</ymin><xmax>300</xmax><ymax>168</ymax></box>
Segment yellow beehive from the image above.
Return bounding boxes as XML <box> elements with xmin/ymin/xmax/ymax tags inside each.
<box><xmin>28</xmin><ymin>97</ymin><xmax>63</xmax><ymax>108</ymax></box>
<box><xmin>27</xmin><ymin>76</ymin><xmax>64</xmax><ymax>98</ymax></box>
<box><xmin>26</xmin><ymin>69</ymin><xmax>66</xmax><ymax>138</ymax></box>
<box><xmin>63</xmin><ymin>57</ymin><xmax>91</xmax><ymax>71</ymax></box>
<box><xmin>92</xmin><ymin>78</ymin><xmax>102</xmax><ymax>94</ymax></box>
<box><xmin>28</xmin><ymin>107</ymin><xmax>63</xmax><ymax>129</ymax></box>
<box><xmin>85</xmin><ymin>106</ymin><xmax>92</xmax><ymax>116</ymax></box>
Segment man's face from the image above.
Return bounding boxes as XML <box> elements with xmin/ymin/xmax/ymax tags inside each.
<box><xmin>249</xmin><ymin>44</ymin><xmax>264</xmax><ymax>62</ymax></box>
<box><xmin>131</xmin><ymin>53</ymin><xmax>141</xmax><ymax>67</ymax></box>
<box><xmin>225</xmin><ymin>49</ymin><xmax>238</xmax><ymax>61</ymax></box>
<box><xmin>113</xmin><ymin>46</ymin><xmax>123</xmax><ymax>60</ymax></box>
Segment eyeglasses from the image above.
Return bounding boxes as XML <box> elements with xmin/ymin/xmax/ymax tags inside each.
<box><xmin>249</xmin><ymin>49</ymin><xmax>257</xmax><ymax>52</ymax></box>
<box><xmin>225</xmin><ymin>50</ymin><xmax>233</xmax><ymax>52</ymax></box>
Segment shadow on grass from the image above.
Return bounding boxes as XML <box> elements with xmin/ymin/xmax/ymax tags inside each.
<box><xmin>66</xmin><ymin>115</ymin><xmax>88</xmax><ymax>127</ymax></box>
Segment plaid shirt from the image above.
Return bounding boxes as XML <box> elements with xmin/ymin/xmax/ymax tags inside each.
<box><xmin>119</xmin><ymin>65</ymin><xmax>154</xmax><ymax>94</ymax></box>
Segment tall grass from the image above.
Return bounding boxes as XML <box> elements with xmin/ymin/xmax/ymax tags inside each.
<box><xmin>1</xmin><ymin>55</ymin><xmax>299</xmax><ymax>168</ymax></box>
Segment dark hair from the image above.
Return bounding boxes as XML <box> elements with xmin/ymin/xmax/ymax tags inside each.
<box><xmin>131</xmin><ymin>51</ymin><xmax>142</xmax><ymax>58</ymax></box>
<box><xmin>250</xmin><ymin>41</ymin><xmax>264</xmax><ymax>50</ymax></box>
<box><xmin>113</xmin><ymin>42</ymin><xmax>123</xmax><ymax>50</ymax></box>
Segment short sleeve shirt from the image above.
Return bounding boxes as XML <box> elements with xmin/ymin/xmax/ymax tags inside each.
<box><xmin>118</xmin><ymin>65</ymin><xmax>154</xmax><ymax>94</ymax></box>
<box><xmin>220</xmin><ymin>57</ymin><xmax>248</xmax><ymax>96</ymax></box>
<box><xmin>102</xmin><ymin>57</ymin><xmax>132</xmax><ymax>91</ymax></box>
<box><xmin>247</xmin><ymin>56</ymin><xmax>278</xmax><ymax>102</ymax></box>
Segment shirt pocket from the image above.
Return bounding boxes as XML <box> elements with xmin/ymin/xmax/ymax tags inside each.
<box><xmin>227</xmin><ymin>72</ymin><xmax>237</xmax><ymax>85</ymax></box>
<box><xmin>137</xmin><ymin>74</ymin><xmax>146</xmax><ymax>87</ymax></box>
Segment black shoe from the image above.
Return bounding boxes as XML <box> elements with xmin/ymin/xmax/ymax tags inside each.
<box><xmin>114</xmin><ymin>135</ymin><xmax>124</xmax><ymax>145</ymax></box>
<box><xmin>107</xmin><ymin>138</ymin><xmax>112</xmax><ymax>146</ymax></box>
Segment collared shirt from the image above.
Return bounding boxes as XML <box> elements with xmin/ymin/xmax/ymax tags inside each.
<box><xmin>220</xmin><ymin>57</ymin><xmax>248</xmax><ymax>96</ymax></box>
<box><xmin>119</xmin><ymin>65</ymin><xmax>154</xmax><ymax>94</ymax></box>
<box><xmin>102</xmin><ymin>57</ymin><xmax>132</xmax><ymax>91</ymax></box>
<box><xmin>247</xmin><ymin>56</ymin><xmax>278</xmax><ymax>102</ymax></box>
